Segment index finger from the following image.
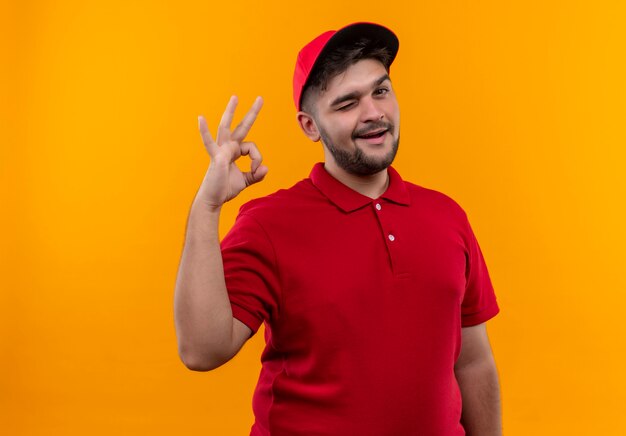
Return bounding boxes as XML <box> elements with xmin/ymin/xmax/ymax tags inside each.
<box><xmin>231</xmin><ymin>96</ymin><xmax>264</xmax><ymax>143</ymax></box>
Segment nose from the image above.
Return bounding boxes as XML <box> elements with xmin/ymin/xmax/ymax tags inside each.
<box><xmin>359</xmin><ymin>96</ymin><xmax>384</xmax><ymax>123</ymax></box>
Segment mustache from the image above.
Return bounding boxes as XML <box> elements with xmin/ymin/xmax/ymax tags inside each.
<box><xmin>352</xmin><ymin>121</ymin><xmax>394</xmax><ymax>139</ymax></box>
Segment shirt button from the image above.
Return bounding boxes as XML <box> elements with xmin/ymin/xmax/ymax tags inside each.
<box><xmin>375</xmin><ymin>203</ymin><xmax>382</xmax><ymax>211</ymax></box>
<box><xmin>388</xmin><ymin>234</ymin><xmax>395</xmax><ymax>242</ymax></box>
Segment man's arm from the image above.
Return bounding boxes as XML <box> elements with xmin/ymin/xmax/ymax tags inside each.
<box><xmin>174</xmin><ymin>203</ymin><xmax>252</xmax><ymax>371</ymax></box>
<box><xmin>454</xmin><ymin>322</ymin><xmax>502</xmax><ymax>436</ymax></box>
<box><xmin>174</xmin><ymin>96</ymin><xmax>266</xmax><ymax>371</ymax></box>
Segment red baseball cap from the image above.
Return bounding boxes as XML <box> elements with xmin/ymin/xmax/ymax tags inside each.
<box><xmin>293</xmin><ymin>22</ymin><xmax>399</xmax><ymax>111</ymax></box>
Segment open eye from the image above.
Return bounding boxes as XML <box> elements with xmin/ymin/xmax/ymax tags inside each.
<box><xmin>374</xmin><ymin>87</ymin><xmax>389</xmax><ymax>96</ymax></box>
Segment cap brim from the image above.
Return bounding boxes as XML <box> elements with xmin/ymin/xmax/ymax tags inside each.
<box><xmin>322</xmin><ymin>22</ymin><xmax>399</xmax><ymax>66</ymax></box>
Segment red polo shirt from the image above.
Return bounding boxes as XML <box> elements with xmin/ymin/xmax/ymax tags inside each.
<box><xmin>221</xmin><ymin>162</ymin><xmax>500</xmax><ymax>436</ymax></box>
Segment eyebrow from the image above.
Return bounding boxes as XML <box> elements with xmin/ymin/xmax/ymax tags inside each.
<box><xmin>329</xmin><ymin>74</ymin><xmax>392</xmax><ymax>107</ymax></box>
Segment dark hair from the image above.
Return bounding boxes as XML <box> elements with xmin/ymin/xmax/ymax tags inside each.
<box><xmin>300</xmin><ymin>37</ymin><xmax>394</xmax><ymax>114</ymax></box>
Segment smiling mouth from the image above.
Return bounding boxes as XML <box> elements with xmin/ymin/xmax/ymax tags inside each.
<box><xmin>356</xmin><ymin>129</ymin><xmax>388</xmax><ymax>139</ymax></box>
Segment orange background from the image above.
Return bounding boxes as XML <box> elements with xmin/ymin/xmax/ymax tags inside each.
<box><xmin>2</xmin><ymin>1</ymin><xmax>625</xmax><ymax>434</ymax></box>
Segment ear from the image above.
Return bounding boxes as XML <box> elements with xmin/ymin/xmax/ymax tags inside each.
<box><xmin>296</xmin><ymin>111</ymin><xmax>321</xmax><ymax>142</ymax></box>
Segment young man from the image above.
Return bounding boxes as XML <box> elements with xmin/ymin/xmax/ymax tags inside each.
<box><xmin>175</xmin><ymin>22</ymin><xmax>502</xmax><ymax>436</ymax></box>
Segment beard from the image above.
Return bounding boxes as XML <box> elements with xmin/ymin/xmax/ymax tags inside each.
<box><xmin>318</xmin><ymin>121</ymin><xmax>400</xmax><ymax>176</ymax></box>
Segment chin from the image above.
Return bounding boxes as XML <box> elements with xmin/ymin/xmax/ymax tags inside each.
<box><xmin>323</xmin><ymin>131</ymin><xmax>400</xmax><ymax>176</ymax></box>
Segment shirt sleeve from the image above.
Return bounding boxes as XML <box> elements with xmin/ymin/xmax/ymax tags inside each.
<box><xmin>220</xmin><ymin>212</ymin><xmax>281</xmax><ymax>336</ymax></box>
<box><xmin>461</xmin><ymin>214</ymin><xmax>500</xmax><ymax>327</ymax></box>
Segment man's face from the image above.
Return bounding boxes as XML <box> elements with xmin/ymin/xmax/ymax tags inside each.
<box><xmin>312</xmin><ymin>58</ymin><xmax>401</xmax><ymax>176</ymax></box>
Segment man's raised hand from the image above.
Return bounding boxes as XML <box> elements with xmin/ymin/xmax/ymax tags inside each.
<box><xmin>196</xmin><ymin>95</ymin><xmax>268</xmax><ymax>210</ymax></box>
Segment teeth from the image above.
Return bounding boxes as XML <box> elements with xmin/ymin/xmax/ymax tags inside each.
<box><xmin>360</xmin><ymin>130</ymin><xmax>386</xmax><ymax>138</ymax></box>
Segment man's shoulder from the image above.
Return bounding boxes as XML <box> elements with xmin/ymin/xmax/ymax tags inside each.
<box><xmin>402</xmin><ymin>178</ymin><xmax>469</xmax><ymax>221</ymax></box>
<box><xmin>237</xmin><ymin>177</ymin><xmax>319</xmax><ymax>218</ymax></box>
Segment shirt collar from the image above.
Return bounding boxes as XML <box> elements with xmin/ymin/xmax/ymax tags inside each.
<box><xmin>309</xmin><ymin>162</ymin><xmax>411</xmax><ymax>213</ymax></box>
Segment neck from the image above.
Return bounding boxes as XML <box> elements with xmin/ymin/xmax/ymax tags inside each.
<box><xmin>323</xmin><ymin>160</ymin><xmax>390</xmax><ymax>199</ymax></box>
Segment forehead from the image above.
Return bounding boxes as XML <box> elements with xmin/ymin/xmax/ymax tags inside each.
<box><xmin>319</xmin><ymin>59</ymin><xmax>389</xmax><ymax>102</ymax></box>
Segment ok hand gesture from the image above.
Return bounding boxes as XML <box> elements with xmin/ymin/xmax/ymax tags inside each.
<box><xmin>196</xmin><ymin>96</ymin><xmax>268</xmax><ymax>210</ymax></box>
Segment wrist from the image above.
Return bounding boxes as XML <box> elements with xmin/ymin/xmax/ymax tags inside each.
<box><xmin>192</xmin><ymin>198</ymin><xmax>223</xmax><ymax>214</ymax></box>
